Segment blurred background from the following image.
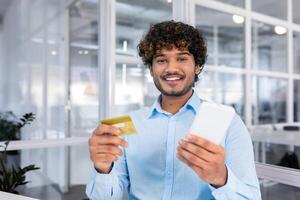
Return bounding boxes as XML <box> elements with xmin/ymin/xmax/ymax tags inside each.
<box><xmin>0</xmin><ymin>0</ymin><xmax>300</xmax><ymax>199</ymax></box>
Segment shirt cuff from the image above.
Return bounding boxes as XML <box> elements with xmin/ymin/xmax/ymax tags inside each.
<box><xmin>92</xmin><ymin>166</ymin><xmax>117</xmax><ymax>199</ymax></box>
<box><xmin>209</xmin><ymin>166</ymin><xmax>238</xmax><ymax>199</ymax></box>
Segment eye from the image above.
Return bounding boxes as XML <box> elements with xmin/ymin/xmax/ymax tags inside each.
<box><xmin>178</xmin><ymin>57</ymin><xmax>188</xmax><ymax>62</ymax></box>
<box><xmin>156</xmin><ymin>58</ymin><xmax>166</xmax><ymax>64</ymax></box>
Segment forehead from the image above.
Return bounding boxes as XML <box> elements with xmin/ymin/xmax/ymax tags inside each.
<box><xmin>154</xmin><ymin>47</ymin><xmax>191</xmax><ymax>56</ymax></box>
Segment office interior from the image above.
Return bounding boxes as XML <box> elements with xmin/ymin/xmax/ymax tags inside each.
<box><xmin>0</xmin><ymin>0</ymin><xmax>300</xmax><ymax>199</ymax></box>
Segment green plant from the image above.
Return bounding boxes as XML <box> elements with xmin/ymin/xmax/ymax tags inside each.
<box><xmin>0</xmin><ymin>112</ymin><xmax>39</xmax><ymax>194</ymax></box>
<box><xmin>0</xmin><ymin>112</ymin><xmax>35</xmax><ymax>141</ymax></box>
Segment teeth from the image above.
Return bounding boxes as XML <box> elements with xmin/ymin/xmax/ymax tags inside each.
<box><xmin>166</xmin><ymin>77</ymin><xmax>180</xmax><ymax>81</ymax></box>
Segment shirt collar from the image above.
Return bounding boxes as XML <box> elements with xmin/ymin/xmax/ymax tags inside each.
<box><xmin>147</xmin><ymin>90</ymin><xmax>201</xmax><ymax>118</ymax></box>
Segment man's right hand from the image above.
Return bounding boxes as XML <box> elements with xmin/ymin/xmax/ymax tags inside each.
<box><xmin>88</xmin><ymin>124</ymin><xmax>128</xmax><ymax>173</ymax></box>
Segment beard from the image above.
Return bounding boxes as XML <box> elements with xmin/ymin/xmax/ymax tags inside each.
<box><xmin>153</xmin><ymin>75</ymin><xmax>194</xmax><ymax>97</ymax></box>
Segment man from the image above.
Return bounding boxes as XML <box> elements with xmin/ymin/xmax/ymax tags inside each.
<box><xmin>86</xmin><ymin>21</ymin><xmax>261</xmax><ymax>200</ymax></box>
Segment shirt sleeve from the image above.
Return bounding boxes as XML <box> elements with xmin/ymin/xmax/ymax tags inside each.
<box><xmin>210</xmin><ymin>114</ymin><xmax>262</xmax><ymax>200</ymax></box>
<box><xmin>85</xmin><ymin>146</ymin><xmax>129</xmax><ymax>200</ymax></box>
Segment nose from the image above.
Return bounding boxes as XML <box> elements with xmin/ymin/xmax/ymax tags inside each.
<box><xmin>165</xmin><ymin>58</ymin><xmax>180</xmax><ymax>73</ymax></box>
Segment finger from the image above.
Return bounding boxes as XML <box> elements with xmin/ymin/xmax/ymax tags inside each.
<box><xmin>93</xmin><ymin>124</ymin><xmax>121</xmax><ymax>136</ymax></box>
<box><xmin>177</xmin><ymin>151</ymin><xmax>193</xmax><ymax>167</ymax></box>
<box><xmin>91</xmin><ymin>135</ymin><xmax>128</xmax><ymax>147</ymax></box>
<box><xmin>92</xmin><ymin>153</ymin><xmax>118</xmax><ymax>163</ymax></box>
<box><xmin>177</xmin><ymin>153</ymin><xmax>204</xmax><ymax>178</ymax></box>
<box><xmin>178</xmin><ymin>140</ymin><xmax>213</xmax><ymax>162</ymax></box>
<box><xmin>92</xmin><ymin>145</ymin><xmax>123</xmax><ymax>156</ymax></box>
<box><xmin>185</xmin><ymin>134</ymin><xmax>222</xmax><ymax>153</ymax></box>
<box><xmin>177</xmin><ymin>146</ymin><xmax>208</xmax><ymax>169</ymax></box>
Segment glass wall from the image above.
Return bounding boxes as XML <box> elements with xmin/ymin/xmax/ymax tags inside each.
<box><xmin>252</xmin><ymin>0</ymin><xmax>287</xmax><ymax>20</ymax></box>
<box><xmin>196</xmin><ymin>6</ymin><xmax>245</xmax><ymax>69</ymax></box>
<box><xmin>252</xmin><ymin>21</ymin><xmax>288</xmax><ymax>72</ymax></box>
<box><xmin>294</xmin><ymin>32</ymin><xmax>300</xmax><ymax>74</ymax></box>
<box><xmin>293</xmin><ymin>0</ymin><xmax>300</xmax><ymax>24</ymax></box>
<box><xmin>252</xmin><ymin>77</ymin><xmax>287</xmax><ymax>124</ymax></box>
<box><xmin>294</xmin><ymin>80</ymin><xmax>300</xmax><ymax>122</ymax></box>
<box><xmin>194</xmin><ymin>6</ymin><xmax>245</xmax><ymax>118</ymax></box>
<box><xmin>0</xmin><ymin>0</ymin><xmax>92</xmax><ymax>197</ymax></box>
<box><xmin>69</xmin><ymin>0</ymin><xmax>99</xmax><ymax>136</ymax></box>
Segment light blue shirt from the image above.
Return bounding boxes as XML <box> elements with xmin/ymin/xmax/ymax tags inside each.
<box><xmin>86</xmin><ymin>92</ymin><xmax>261</xmax><ymax>200</ymax></box>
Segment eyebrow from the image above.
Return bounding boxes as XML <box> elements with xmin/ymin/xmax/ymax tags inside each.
<box><xmin>153</xmin><ymin>51</ymin><xmax>192</xmax><ymax>58</ymax></box>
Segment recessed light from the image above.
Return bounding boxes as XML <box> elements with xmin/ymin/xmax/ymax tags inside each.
<box><xmin>274</xmin><ymin>25</ymin><xmax>287</xmax><ymax>35</ymax></box>
<box><xmin>232</xmin><ymin>15</ymin><xmax>244</xmax><ymax>24</ymax></box>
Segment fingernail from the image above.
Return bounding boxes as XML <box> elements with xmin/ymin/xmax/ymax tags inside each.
<box><xmin>187</xmin><ymin>134</ymin><xmax>193</xmax><ymax>140</ymax></box>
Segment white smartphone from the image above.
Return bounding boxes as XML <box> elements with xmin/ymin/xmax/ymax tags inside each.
<box><xmin>189</xmin><ymin>102</ymin><xmax>235</xmax><ymax>144</ymax></box>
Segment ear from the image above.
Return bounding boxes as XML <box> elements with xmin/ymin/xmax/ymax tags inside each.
<box><xmin>195</xmin><ymin>64</ymin><xmax>202</xmax><ymax>75</ymax></box>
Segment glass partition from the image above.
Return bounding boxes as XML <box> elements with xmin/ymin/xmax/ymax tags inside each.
<box><xmin>252</xmin><ymin>21</ymin><xmax>288</xmax><ymax>72</ymax></box>
<box><xmin>252</xmin><ymin>76</ymin><xmax>287</xmax><ymax>124</ymax></box>
<box><xmin>69</xmin><ymin>0</ymin><xmax>99</xmax><ymax>136</ymax></box>
<box><xmin>195</xmin><ymin>6</ymin><xmax>245</xmax><ymax>69</ymax></box>
<box><xmin>252</xmin><ymin>0</ymin><xmax>287</xmax><ymax>20</ymax></box>
<box><xmin>294</xmin><ymin>32</ymin><xmax>300</xmax><ymax>74</ymax></box>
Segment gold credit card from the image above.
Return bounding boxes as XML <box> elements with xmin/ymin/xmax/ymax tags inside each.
<box><xmin>101</xmin><ymin>115</ymin><xmax>137</xmax><ymax>136</ymax></box>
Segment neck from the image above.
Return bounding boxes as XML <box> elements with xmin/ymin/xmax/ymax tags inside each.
<box><xmin>161</xmin><ymin>90</ymin><xmax>193</xmax><ymax>114</ymax></box>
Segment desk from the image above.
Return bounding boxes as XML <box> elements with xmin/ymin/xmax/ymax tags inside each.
<box><xmin>0</xmin><ymin>191</ymin><xmax>38</xmax><ymax>200</ymax></box>
<box><xmin>251</xmin><ymin>129</ymin><xmax>300</xmax><ymax>164</ymax></box>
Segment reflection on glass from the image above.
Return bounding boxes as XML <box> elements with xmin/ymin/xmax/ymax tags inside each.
<box><xmin>195</xmin><ymin>72</ymin><xmax>245</xmax><ymax>119</ymax></box>
<box><xmin>114</xmin><ymin>63</ymin><xmax>159</xmax><ymax>116</ymax></box>
<box><xmin>294</xmin><ymin>80</ymin><xmax>300</xmax><ymax>122</ymax></box>
<box><xmin>252</xmin><ymin>76</ymin><xmax>287</xmax><ymax>124</ymax></box>
<box><xmin>252</xmin><ymin>0</ymin><xmax>287</xmax><ymax>20</ymax></box>
<box><xmin>116</xmin><ymin>0</ymin><xmax>172</xmax><ymax>57</ymax></box>
<box><xmin>214</xmin><ymin>0</ymin><xmax>244</xmax><ymax>7</ymax></box>
<box><xmin>195</xmin><ymin>6</ymin><xmax>245</xmax><ymax>68</ymax></box>
<box><xmin>252</xmin><ymin>21</ymin><xmax>287</xmax><ymax>72</ymax></box>
<box><xmin>294</xmin><ymin>32</ymin><xmax>300</xmax><ymax>74</ymax></box>
<box><xmin>69</xmin><ymin>0</ymin><xmax>99</xmax><ymax>136</ymax></box>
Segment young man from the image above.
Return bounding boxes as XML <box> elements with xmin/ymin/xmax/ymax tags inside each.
<box><xmin>86</xmin><ymin>21</ymin><xmax>261</xmax><ymax>200</ymax></box>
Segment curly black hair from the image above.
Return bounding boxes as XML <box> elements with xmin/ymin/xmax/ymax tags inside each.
<box><xmin>138</xmin><ymin>20</ymin><xmax>207</xmax><ymax>82</ymax></box>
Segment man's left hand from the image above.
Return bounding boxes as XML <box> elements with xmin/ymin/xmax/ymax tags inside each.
<box><xmin>177</xmin><ymin>134</ymin><xmax>227</xmax><ymax>188</ymax></box>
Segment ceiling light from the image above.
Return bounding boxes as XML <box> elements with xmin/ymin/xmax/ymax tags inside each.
<box><xmin>78</xmin><ymin>50</ymin><xmax>83</xmax><ymax>54</ymax></box>
<box><xmin>167</xmin><ymin>0</ymin><xmax>172</xmax><ymax>3</ymax></box>
<box><xmin>51</xmin><ymin>51</ymin><xmax>57</xmax><ymax>55</ymax></box>
<box><xmin>232</xmin><ymin>15</ymin><xmax>244</xmax><ymax>24</ymax></box>
<box><xmin>84</xmin><ymin>50</ymin><xmax>89</xmax><ymax>55</ymax></box>
<box><xmin>274</xmin><ymin>25</ymin><xmax>287</xmax><ymax>35</ymax></box>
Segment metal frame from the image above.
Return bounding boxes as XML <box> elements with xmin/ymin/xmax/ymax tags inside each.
<box><xmin>98</xmin><ymin>0</ymin><xmax>116</xmax><ymax>119</ymax></box>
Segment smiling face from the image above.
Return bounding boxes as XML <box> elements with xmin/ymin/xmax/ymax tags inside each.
<box><xmin>150</xmin><ymin>47</ymin><xmax>201</xmax><ymax>97</ymax></box>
